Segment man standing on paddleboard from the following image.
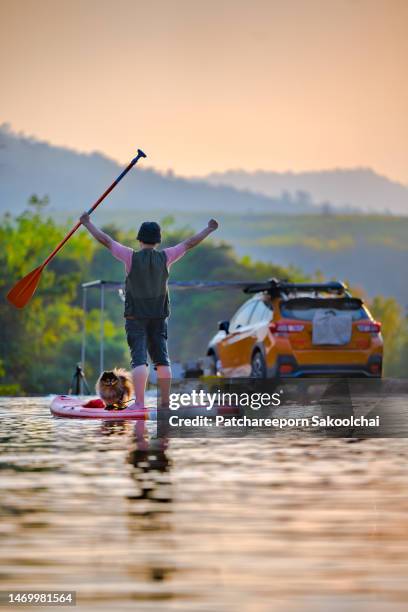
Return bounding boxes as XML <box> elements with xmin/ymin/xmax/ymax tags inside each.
<box><xmin>79</xmin><ymin>213</ymin><xmax>219</xmax><ymax>407</ymax></box>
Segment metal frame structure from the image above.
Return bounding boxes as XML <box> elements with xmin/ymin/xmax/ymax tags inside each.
<box><xmin>81</xmin><ymin>280</ymin><xmax>125</xmax><ymax>375</ymax></box>
<box><xmin>79</xmin><ymin>279</ymin><xmax>253</xmax><ymax>376</ymax></box>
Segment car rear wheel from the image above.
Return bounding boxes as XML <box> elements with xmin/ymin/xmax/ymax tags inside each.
<box><xmin>251</xmin><ymin>351</ymin><xmax>267</xmax><ymax>378</ymax></box>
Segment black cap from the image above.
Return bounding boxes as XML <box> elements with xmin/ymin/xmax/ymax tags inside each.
<box><xmin>137</xmin><ymin>221</ymin><xmax>162</xmax><ymax>244</ymax></box>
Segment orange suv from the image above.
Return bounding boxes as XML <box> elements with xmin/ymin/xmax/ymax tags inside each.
<box><xmin>207</xmin><ymin>280</ymin><xmax>383</xmax><ymax>378</ymax></box>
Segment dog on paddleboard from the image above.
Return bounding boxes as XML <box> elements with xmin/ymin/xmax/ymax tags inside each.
<box><xmin>96</xmin><ymin>369</ymin><xmax>134</xmax><ymax>408</ymax></box>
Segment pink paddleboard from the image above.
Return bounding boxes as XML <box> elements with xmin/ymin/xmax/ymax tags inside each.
<box><xmin>50</xmin><ymin>395</ymin><xmax>155</xmax><ymax>419</ymax></box>
<box><xmin>50</xmin><ymin>395</ymin><xmax>241</xmax><ymax>420</ymax></box>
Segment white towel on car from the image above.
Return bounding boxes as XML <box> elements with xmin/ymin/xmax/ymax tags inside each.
<box><xmin>312</xmin><ymin>310</ymin><xmax>352</xmax><ymax>345</ymax></box>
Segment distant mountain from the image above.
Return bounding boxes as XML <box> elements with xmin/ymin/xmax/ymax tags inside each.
<box><xmin>0</xmin><ymin>125</ymin><xmax>316</xmax><ymax>215</ymax></box>
<box><xmin>204</xmin><ymin>168</ymin><xmax>408</xmax><ymax>215</ymax></box>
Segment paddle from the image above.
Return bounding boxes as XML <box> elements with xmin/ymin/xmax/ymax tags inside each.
<box><xmin>7</xmin><ymin>149</ymin><xmax>147</xmax><ymax>309</ymax></box>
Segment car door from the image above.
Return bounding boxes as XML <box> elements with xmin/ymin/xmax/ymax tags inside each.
<box><xmin>217</xmin><ymin>299</ymin><xmax>258</xmax><ymax>376</ymax></box>
<box><xmin>247</xmin><ymin>299</ymin><xmax>274</xmax><ymax>363</ymax></box>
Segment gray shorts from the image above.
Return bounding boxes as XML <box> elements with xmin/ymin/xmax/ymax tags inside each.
<box><xmin>125</xmin><ymin>318</ymin><xmax>170</xmax><ymax>369</ymax></box>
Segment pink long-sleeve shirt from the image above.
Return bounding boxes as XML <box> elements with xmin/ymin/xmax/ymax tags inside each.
<box><xmin>109</xmin><ymin>240</ymin><xmax>187</xmax><ymax>275</ymax></box>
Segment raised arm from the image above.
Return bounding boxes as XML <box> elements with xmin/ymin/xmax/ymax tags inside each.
<box><xmin>80</xmin><ymin>212</ymin><xmax>113</xmax><ymax>248</ymax></box>
<box><xmin>183</xmin><ymin>218</ymin><xmax>219</xmax><ymax>250</ymax></box>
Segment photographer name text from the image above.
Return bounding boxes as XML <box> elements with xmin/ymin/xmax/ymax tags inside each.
<box><xmin>168</xmin><ymin>415</ymin><xmax>380</xmax><ymax>429</ymax></box>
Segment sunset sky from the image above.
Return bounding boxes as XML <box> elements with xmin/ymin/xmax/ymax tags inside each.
<box><xmin>1</xmin><ymin>0</ymin><xmax>407</xmax><ymax>183</ymax></box>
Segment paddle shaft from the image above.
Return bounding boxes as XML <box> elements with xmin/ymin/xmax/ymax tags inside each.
<box><xmin>42</xmin><ymin>150</ymin><xmax>146</xmax><ymax>268</ymax></box>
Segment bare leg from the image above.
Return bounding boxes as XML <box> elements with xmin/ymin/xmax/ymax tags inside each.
<box><xmin>131</xmin><ymin>365</ymin><xmax>149</xmax><ymax>407</ymax></box>
<box><xmin>156</xmin><ymin>365</ymin><xmax>172</xmax><ymax>407</ymax></box>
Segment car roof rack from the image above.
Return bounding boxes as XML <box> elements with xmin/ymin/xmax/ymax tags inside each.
<box><xmin>243</xmin><ymin>278</ymin><xmax>349</xmax><ymax>297</ymax></box>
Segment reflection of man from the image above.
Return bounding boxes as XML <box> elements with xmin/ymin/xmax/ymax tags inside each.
<box><xmin>128</xmin><ymin>421</ymin><xmax>170</xmax><ymax>475</ymax></box>
<box><xmin>80</xmin><ymin>212</ymin><xmax>219</xmax><ymax>407</ymax></box>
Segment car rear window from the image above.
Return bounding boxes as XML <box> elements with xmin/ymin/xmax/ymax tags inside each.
<box><xmin>280</xmin><ymin>298</ymin><xmax>369</xmax><ymax>322</ymax></box>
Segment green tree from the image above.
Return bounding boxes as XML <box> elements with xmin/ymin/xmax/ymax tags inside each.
<box><xmin>0</xmin><ymin>209</ymin><xmax>95</xmax><ymax>393</ymax></box>
<box><xmin>369</xmin><ymin>296</ymin><xmax>408</xmax><ymax>377</ymax></box>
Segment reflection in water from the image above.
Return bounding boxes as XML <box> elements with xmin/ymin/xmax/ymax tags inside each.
<box><xmin>125</xmin><ymin>421</ymin><xmax>174</xmax><ymax>588</ymax></box>
<box><xmin>126</xmin><ymin>421</ymin><xmax>171</xmax><ymax>503</ymax></box>
<box><xmin>129</xmin><ymin>420</ymin><xmax>170</xmax><ymax>475</ymax></box>
<box><xmin>1</xmin><ymin>397</ymin><xmax>408</xmax><ymax>611</ymax></box>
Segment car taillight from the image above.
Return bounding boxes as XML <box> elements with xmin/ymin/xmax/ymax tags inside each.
<box><xmin>269</xmin><ymin>322</ymin><xmax>305</xmax><ymax>333</ymax></box>
<box><xmin>357</xmin><ymin>321</ymin><xmax>382</xmax><ymax>333</ymax></box>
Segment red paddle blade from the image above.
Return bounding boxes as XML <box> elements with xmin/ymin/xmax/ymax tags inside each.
<box><xmin>7</xmin><ymin>265</ymin><xmax>44</xmax><ymax>309</ymax></box>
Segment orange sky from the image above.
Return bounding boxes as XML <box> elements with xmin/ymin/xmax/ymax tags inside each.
<box><xmin>1</xmin><ymin>0</ymin><xmax>407</xmax><ymax>183</ymax></box>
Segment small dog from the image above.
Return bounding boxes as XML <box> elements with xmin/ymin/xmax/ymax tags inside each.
<box><xmin>96</xmin><ymin>369</ymin><xmax>134</xmax><ymax>408</ymax></box>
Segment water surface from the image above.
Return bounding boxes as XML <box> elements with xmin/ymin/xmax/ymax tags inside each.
<box><xmin>1</xmin><ymin>397</ymin><xmax>408</xmax><ymax>611</ymax></box>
